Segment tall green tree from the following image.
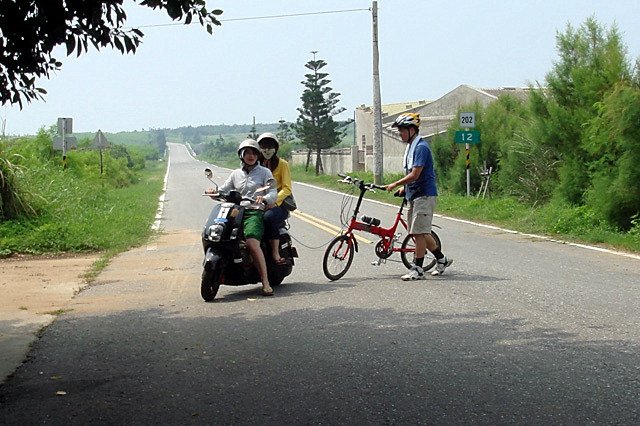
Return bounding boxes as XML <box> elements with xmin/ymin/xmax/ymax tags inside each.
<box><xmin>584</xmin><ymin>83</ymin><xmax>640</xmax><ymax>229</ymax></box>
<box><xmin>531</xmin><ymin>17</ymin><xmax>632</xmax><ymax>205</ymax></box>
<box><xmin>295</xmin><ymin>57</ymin><xmax>346</xmax><ymax>175</ymax></box>
<box><xmin>0</xmin><ymin>0</ymin><xmax>223</xmax><ymax>107</ymax></box>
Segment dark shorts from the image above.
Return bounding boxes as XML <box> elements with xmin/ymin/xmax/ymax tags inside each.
<box><xmin>243</xmin><ymin>209</ymin><xmax>264</xmax><ymax>240</ymax></box>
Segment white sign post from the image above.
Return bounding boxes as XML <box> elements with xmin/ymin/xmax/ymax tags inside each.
<box><xmin>56</xmin><ymin>117</ymin><xmax>73</xmax><ymax>168</ymax></box>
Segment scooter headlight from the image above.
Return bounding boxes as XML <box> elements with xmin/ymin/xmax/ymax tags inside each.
<box><xmin>208</xmin><ymin>224</ymin><xmax>225</xmax><ymax>241</ymax></box>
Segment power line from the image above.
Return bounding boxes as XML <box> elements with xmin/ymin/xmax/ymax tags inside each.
<box><xmin>132</xmin><ymin>8</ymin><xmax>370</xmax><ymax>29</ymax></box>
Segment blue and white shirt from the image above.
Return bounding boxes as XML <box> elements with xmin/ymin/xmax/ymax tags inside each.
<box><xmin>403</xmin><ymin>135</ymin><xmax>437</xmax><ymax>200</ymax></box>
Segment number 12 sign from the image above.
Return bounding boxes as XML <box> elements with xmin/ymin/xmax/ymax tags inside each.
<box><xmin>459</xmin><ymin>112</ymin><xmax>475</xmax><ymax>128</ymax></box>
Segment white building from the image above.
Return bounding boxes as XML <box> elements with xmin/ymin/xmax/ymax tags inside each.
<box><xmin>291</xmin><ymin>84</ymin><xmax>531</xmax><ymax>176</ymax></box>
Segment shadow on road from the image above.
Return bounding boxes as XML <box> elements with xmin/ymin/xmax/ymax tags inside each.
<box><xmin>1</xmin><ymin>304</ymin><xmax>638</xmax><ymax>424</ymax></box>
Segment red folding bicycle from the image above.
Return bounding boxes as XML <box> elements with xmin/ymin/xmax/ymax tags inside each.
<box><xmin>322</xmin><ymin>174</ymin><xmax>442</xmax><ymax>281</ymax></box>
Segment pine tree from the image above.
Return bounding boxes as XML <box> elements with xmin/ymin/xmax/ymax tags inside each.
<box><xmin>295</xmin><ymin>57</ymin><xmax>345</xmax><ymax>175</ymax></box>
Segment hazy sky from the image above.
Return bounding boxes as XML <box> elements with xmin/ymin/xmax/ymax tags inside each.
<box><xmin>3</xmin><ymin>0</ymin><xmax>640</xmax><ymax>135</ymax></box>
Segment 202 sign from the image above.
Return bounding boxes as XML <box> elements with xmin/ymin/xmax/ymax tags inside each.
<box><xmin>459</xmin><ymin>112</ymin><xmax>475</xmax><ymax>128</ymax></box>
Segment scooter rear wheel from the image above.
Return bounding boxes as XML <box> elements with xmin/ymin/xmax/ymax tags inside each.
<box><xmin>201</xmin><ymin>269</ymin><xmax>222</xmax><ymax>301</ymax></box>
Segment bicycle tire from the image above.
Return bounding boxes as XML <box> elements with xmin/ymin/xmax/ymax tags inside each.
<box><xmin>400</xmin><ymin>231</ymin><xmax>441</xmax><ymax>271</ymax></box>
<box><xmin>322</xmin><ymin>235</ymin><xmax>355</xmax><ymax>281</ymax></box>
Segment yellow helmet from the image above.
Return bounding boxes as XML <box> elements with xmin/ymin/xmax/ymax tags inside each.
<box><xmin>392</xmin><ymin>113</ymin><xmax>420</xmax><ymax>128</ymax></box>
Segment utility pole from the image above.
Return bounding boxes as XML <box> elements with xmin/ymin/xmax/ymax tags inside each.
<box><xmin>371</xmin><ymin>1</ymin><xmax>383</xmax><ymax>185</ymax></box>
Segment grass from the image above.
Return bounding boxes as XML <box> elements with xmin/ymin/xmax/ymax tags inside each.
<box><xmin>0</xmin><ymin>158</ymin><xmax>167</xmax><ymax>282</ymax></box>
<box><xmin>1</xmin><ymin>160</ymin><xmax>165</xmax><ymax>255</ymax></box>
<box><xmin>288</xmin><ymin>165</ymin><xmax>640</xmax><ymax>255</ymax></box>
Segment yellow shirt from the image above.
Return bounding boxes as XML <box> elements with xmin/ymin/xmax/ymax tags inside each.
<box><xmin>269</xmin><ymin>158</ymin><xmax>293</xmax><ymax>206</ymax></box>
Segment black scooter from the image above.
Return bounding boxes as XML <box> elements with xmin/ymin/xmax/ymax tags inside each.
<box><xmin>200</xmin><ymin>168</ymin><xmax>298</xmax><ymax>301</ymax></box>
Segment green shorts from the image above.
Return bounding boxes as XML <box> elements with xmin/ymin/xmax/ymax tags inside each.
<box><xmin>243</xmin><ymin>209</ymin><xmax>265</xmax><ymax>240</ymax></box>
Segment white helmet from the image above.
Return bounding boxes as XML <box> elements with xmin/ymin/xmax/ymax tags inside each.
<box><xmin>257</xmin><ymin>132</ymin><xmax>280</xmax><ymax>151</ymax></box>
<box><xmin>237</xmin><ymin>139</ymin><xmax>262</xmax><ymax>159</ymax></box>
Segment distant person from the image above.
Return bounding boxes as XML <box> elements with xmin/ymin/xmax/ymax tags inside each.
<box><xmin>257</xmin><ymin>132</ymin><xmax>294</xmax><ymax>265</ymax></box>
<box><xmin>206</xmin><ymin>139</ymin><xmax>277</xmax><ymax>296</ymax></box>
<box><xmin>384</xmin><ymin>113</ymin><xmax>453</xmax><ymax>280</ymax></box>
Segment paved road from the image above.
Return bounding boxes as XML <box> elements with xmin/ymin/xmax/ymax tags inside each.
<box><xmin>1</xmin><ymin>143</ymin><xmax>639</xmax><ymax>424</ymax></box>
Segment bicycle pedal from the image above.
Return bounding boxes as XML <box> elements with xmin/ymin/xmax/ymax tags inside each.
<box><xmin>371</xmin><ymin>258</ymin><xmax>386</xmax><ymax>266</ymax></box>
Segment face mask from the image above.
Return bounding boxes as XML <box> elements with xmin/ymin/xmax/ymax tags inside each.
<box><xmin>261</xmin><ymin>147</ymin><xmax>276</xmax><ymax>160</ymax></box>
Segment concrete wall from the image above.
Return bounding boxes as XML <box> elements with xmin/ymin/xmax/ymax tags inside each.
<box><xmin>290</xmin><ymin>147</ymin><xmax>356</xmax><ymax>177</ymax></box>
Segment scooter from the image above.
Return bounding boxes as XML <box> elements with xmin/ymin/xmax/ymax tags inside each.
<box><xmin>200</xmin><ymin>168</ymin><xmax>298</xmax><ymax>301</ymax></box>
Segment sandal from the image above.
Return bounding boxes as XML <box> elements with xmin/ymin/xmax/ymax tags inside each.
<box><xmin>261</xmin><ymin>287</ymin><xmax>274</xmax><ymax>296</ymax></box>
<box><xmin>273</xmin><ymin>258</ymin><xmax>287</xmax><ymax>266</ymax></box>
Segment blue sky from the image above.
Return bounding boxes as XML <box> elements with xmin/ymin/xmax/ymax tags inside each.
<box><xmin>3</xmin><ymin>0</ymin><xmax>640</xmax><ymax>135</ymax></box>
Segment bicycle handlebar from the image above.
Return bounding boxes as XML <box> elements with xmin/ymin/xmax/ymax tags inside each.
<box><xmin>337</xmin><ymin>173</ymin><xmax>386</xmax><ymax>192</ymax></box>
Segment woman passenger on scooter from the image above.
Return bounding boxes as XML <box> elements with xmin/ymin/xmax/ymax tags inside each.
<box><xmin>207</xmin><ymin>139</ymin><xmax>277</xmax><ymax>296</ymax></box>
<box><xmin>257</xmin><ymin>132</ymin><xmax>294</xmax><ymax>265</ymax></box>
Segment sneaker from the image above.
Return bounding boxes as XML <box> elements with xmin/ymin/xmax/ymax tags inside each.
<box><xmin>431</xmin><ymin>257</ymin><xmax>453</xmax><ymax>276</ymax></box>
<box><xmin>401</xmin><ymin>265</ymin><xmax>426</xmax><ymax>281</ymax></box>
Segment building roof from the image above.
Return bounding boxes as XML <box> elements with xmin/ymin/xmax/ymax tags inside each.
<box><xmin>357</xmin><ymin>100</ymin><xmax>432</xmax><ymax>116</ymax></box>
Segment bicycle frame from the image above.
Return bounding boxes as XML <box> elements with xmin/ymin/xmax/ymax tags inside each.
<box><xmin>340</xmin><ymin>178</ymin><xmax>411</xmax><ymax>259</ymax></box>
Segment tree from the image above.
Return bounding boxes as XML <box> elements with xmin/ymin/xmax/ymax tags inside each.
<box><xmin>0</xmin><ymin>0</ymin><xmax>222</xmax><ymax>107</ymax></box>
<box><xmin>531</xmin><ymin>17</ymin><xmax>631</xmax><ymax>205</ymax></box>
<box><xmin>276</xmin><ymin>119</ymin><xmax>295</xmax><ymax>144</ymax></box>
<box><xmin>584</xmin><ymin>83</ymin><xmax>640</xmax><ymax>229</ymax></box>
<box><xmin>295</xmin><ymin>56</ymin><xmax>345</xmax><ymax>175</ymax></box>
<box><xmin>153</xmin><ymin>129</ymin><xmax>167</xmax><ymax>154</ymax></box>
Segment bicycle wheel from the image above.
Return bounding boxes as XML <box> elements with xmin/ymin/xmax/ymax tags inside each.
<box><xmin>400</xmin><ymin>231</ymin><xmax>441</xmax><ymax>271</ymax></box>
<box><xmin>323</xmin><ymin>235</ymin><xmax>355</xmax><ymax>281</ymax></box>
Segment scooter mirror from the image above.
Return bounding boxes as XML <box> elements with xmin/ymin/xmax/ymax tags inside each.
<box><xmin>204</xmin><ymin>168</ymin><xmax>213</xmax><ymax>179</ymax></box>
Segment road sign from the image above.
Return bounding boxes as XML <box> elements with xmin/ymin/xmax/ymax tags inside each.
<box><xmin>454</xmin><ymin>130</ymin><xmax>481</xmax><ymax>144</ymax></box>
<box><xmin>93</xmin><ymin>129</ymin><xmax>109</xmax><ymax>149</ymax></box>
<box><xmin>53</xmin><ymin>135</ymin><xmax>77</xmax><ymax>150</ymax></box>
<box><xmin>57</xmin><ymin>117</ymin><xmax>73</xmax><ymax>135</ymax></box>
<box><xmin>459</xmin><ymin>112</ymin><xmax>475</xmax><ymax>128</ymax></box>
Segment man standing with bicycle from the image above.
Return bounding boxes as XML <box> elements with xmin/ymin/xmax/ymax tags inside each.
<box><xmin>385</xmin><ymin>113</ymin><xmax>453</xmax><ymax>280</ymax></box>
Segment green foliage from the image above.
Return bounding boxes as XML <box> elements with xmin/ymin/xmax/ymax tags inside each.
<box><xmin>0</xmin><ymin>133</ymin><xmax>164</xmax><ymax>256</ymax></box>
<box><xmin>582</xmin><ymin>83</ymin><xmax>640</xmax><ymax>230</ymax></box>
<box><xmin>0</xmin><ymin>147</ymin><xmax>34</xmax><ymax>220</ymax></box>
<box><xmin>533</xmin><ymin>18</ymin><xmax>632</xmax><ymax>205</ymax></box>
<box><xmin>430</xmin><ymin>18</ymin><xmax>639</xmax><ymax>230</ymax></box>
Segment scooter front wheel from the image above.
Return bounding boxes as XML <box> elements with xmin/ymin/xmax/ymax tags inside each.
<box><xmin>322</xmin><ymin>235</ymin><xmax>355</xmax><ymax>281</ymax></box>
<box><xmin>201</xmin><ymin>269</ymin><xmax>222</xmax><ymax>301</ymax></box>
